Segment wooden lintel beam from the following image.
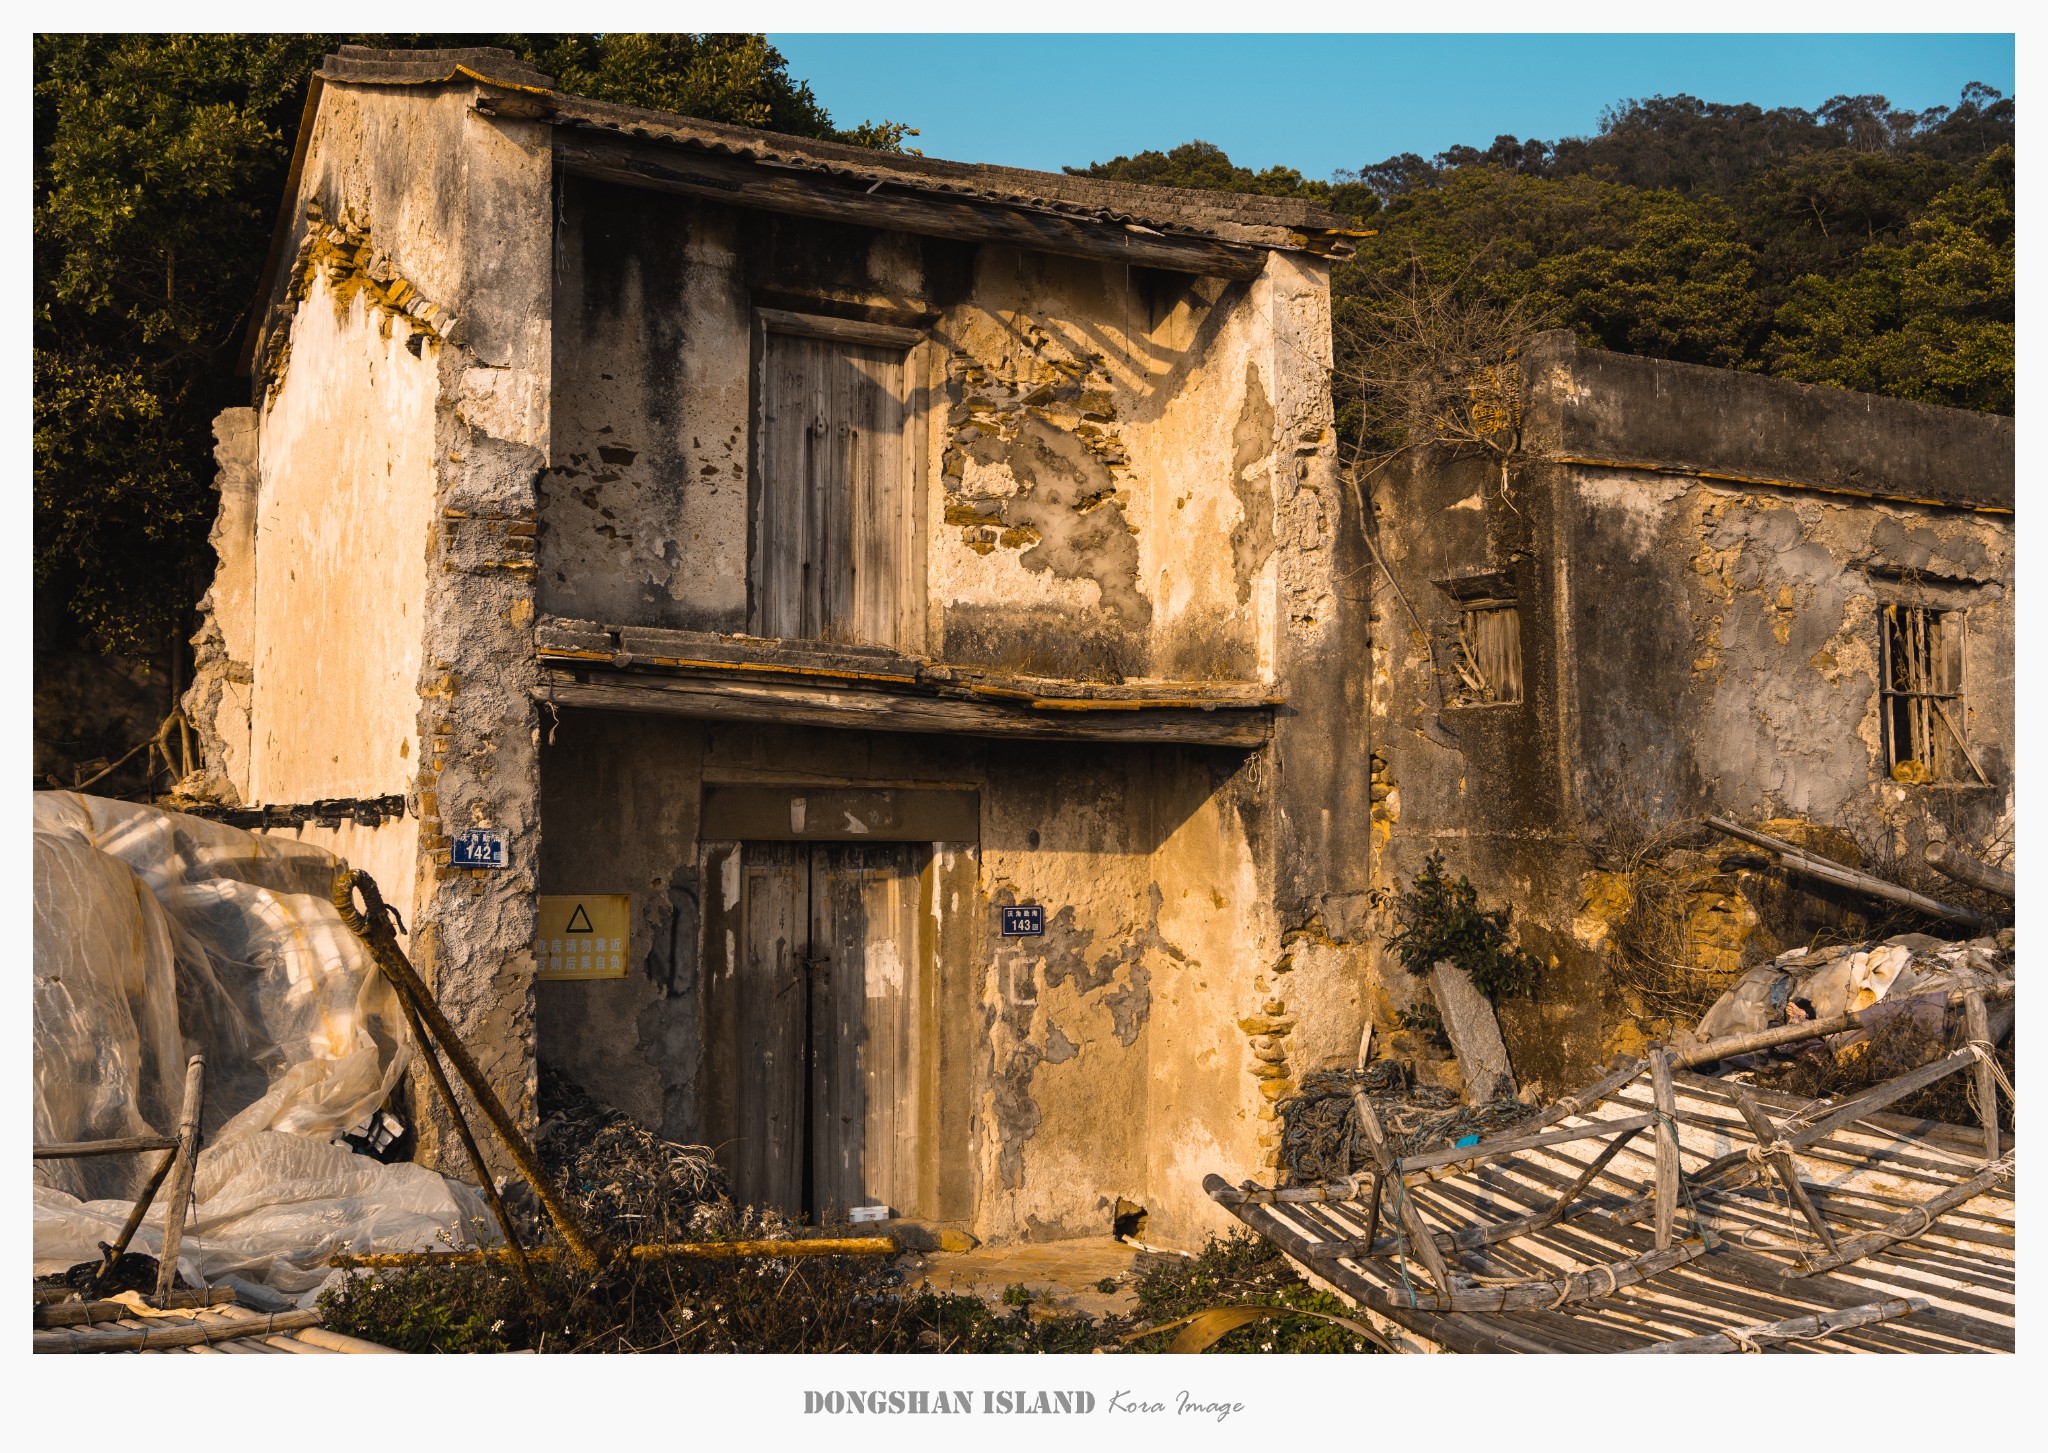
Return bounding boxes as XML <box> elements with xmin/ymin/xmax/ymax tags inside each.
<box><xmin>534</xmin><ymin>674</ymin><xmax>1272</xmax><ymax>748</ymax></box>
<box><xmin>555</xmin><ymin>133</ymin><xmax>1270</xmax><ymax>280</ymax></box>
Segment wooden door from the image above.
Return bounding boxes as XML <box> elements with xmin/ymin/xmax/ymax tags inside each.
<box><xmin>807</xmin><ymin>843</ymin><xmax>926</xmax><ymax>1220</ymax></box>
<box><xmin>755</xmin><ymin>324</ymin><xmax>912</xmax><ymax>649</ymax></box>
<box><xmin>726</xmin><ymin>843</ymin><xmax>809</xmax><ymax>1216</ymax></box>
<box><xmin>705</xmin><ymin>840</ymin><xmax>927</xmax><ymax>1221</ymax></box>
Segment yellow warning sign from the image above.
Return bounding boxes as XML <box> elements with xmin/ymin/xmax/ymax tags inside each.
<box><xmin>534</xmin><ymin>894</ymin><xmax>631</xmax><ymax>981</ymax></box>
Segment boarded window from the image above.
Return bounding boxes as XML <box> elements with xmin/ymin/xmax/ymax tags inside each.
<box><xmin>753</xmin><ymin>311</ymin><xmax>921</xmax><ymax>650</ymax></box>
<box><xmin>1881</xmin><ymin>604</ymin><xmax>1981</xmax><ymax>783</ymax></box>
<box><xmin>1451</xmin><ymin>601</ymin><xmax>1523</xmax><ymax>705</ymax></box>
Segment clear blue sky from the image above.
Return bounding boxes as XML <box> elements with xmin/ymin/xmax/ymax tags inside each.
<box><xmin>768</xmin><ymin>34</ymin><xmax>2016</xmax><ymax>178</ymax></box>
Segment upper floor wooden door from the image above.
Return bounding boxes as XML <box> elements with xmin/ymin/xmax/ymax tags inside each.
<box><xmin>753</xmin><ymin>312</ymin><xmax>923</xmax><ymax>651</ymax></box>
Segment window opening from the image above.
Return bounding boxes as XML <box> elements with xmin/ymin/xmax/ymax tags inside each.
<box><xmin>1880</xmin><ymin>604</ymin><xmax>1984</xmax><ymax>783</ymax></box>
<box><xmin>1449</xmin><ymin>600</ymin><xmax>1522</xmax><ymax>706</ymax></box>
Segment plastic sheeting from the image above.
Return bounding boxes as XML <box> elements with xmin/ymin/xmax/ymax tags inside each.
<box><xmin>33</xmin><ymin>793</ymin><xmax>491</xmax><ymax>1295</ymax></box>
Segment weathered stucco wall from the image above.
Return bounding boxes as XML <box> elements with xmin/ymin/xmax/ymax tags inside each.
<box><xmin>249</xmin><ymin>268</ymin><xmax>438</xmax><ymax>805</ymax></box>
<box><xmin>236</xmin><ymin>77</ymin><xmax>557</xmax><ymax>1169</ymax></box>
<box><xmin>221</xmin><ymin>92</ymin><xmax>1360</xmax><ymax>1217</ymax></box>
<box><xmin>538</xmin><ymin>191</ymin><xmax>1364</xmax><ymax>1242</ymax></box>
<box><xmin>184</xmin><ymin>408</ymin><xmax>260</xmax><ymax>804</ymax></box>
<box><xmin>533</xmin><ymin>706</ymin><xmax>1359</xmax><ymax>1247</ymax></box>
<box><xmin>1367</xmin><ymin>341</ymin><xmax>2014</xmax><ymax>1091</ymax></box>
<box><xmin>1565</xmin><ymin>472</ymin><xmax>2013</xmax><ymax>837</ymax></box>
<box><xmin>264</xmin><ymin>815</ymin><xmax>422</xmax><ymax>933</ymax></box>
<box><xmin>544</xmin><ymin>183</ymin><xmax>1314</xmax><ymax>686</ymax></box>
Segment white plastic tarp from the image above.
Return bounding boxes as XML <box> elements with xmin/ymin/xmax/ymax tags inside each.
<box><xmin>33</xmin><ymin>792</ymin><xmax>491</xmax><ymax>1296</ymax></box>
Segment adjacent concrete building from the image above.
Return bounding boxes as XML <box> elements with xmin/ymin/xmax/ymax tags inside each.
<box><xmin>186</xmin><ymin>47</ymin><xmax>2014</xmax><ymax>1246</ymax></box>
<box><xmin>1363</xmin><ymin>331</ymin><xmax>2015</xmax><ymax>1090</ymax></box>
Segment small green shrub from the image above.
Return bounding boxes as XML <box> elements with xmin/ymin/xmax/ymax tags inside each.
<box><xmin>1128</xmin><ymin>1231</ymin><xmax>1380</xmax><ymax>1353</ymax></box>
<box><xmin>1386</xmin><ymin>851</ymin><xmax>1542</xmax><ymax>1002</ymax></box>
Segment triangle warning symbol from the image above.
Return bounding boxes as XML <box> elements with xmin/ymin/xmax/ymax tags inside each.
<box><xmin>564</xmin><ymin>904</ymin><xmax>594</xmax><ymax>934</ymax></box>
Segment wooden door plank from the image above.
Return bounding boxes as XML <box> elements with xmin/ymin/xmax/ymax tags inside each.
<box><xmin>755</xmin><ymin>333</ymin><xmax>814</xmax><ymax>640</ymax></box>
<box><xmin>733</xmin><ymin>844</ymin><xmax>808</xmax><ymax>1214</ymax></box>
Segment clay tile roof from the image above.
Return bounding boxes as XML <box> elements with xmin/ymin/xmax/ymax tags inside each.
<box><xmin>314</xmin><ymin>46</ymin><xmax>1350</xmax><ymax>243</ymax></box>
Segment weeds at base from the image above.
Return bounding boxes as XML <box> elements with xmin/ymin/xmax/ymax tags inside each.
<box><xmin>317</xmin><ymin>1230</ymin><xmax>1381</xmax><ymax>1355</ymax></box>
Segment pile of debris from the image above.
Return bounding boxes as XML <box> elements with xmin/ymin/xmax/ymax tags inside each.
<box><xmin>531</xmin><ymin>1065</ymin><xmax>730</xmax><ymax>1244</ymax></box>
<box><xmin>1280</xmin><ymin>1063</ymin><xmax>1540</xmax><ymax>1187</ymax></box>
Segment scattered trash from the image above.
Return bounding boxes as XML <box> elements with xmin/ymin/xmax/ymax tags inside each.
<box><xmin>1279</xmin><ymin>1064</ymin><xmax>1540</xmax><ymax>1186</ymax></box>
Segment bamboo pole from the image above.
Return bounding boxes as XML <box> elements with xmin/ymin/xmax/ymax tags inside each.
<box><xmin>1704</xmin><ymin>816</ymin><xmax>1997</xmax><ymax>929</ymax></box>
<box><xmin>391</xmin><ymin>988</ymin><xmax>540</xmax><ymax>1300</ymax></box>
<box><xmin>1923</xmin><ymin>841</ymin><xmax>2014</xmax><ymax>899</ymax></box>
<box><xmin>1631</xmin><ymin>1297</ymin><xmax>1928</xmax><ymax>1353</ymax></box>
<box><xmin>1526</xmin><ymin>1057</ymin><xmax>1647</xmax><ymax>1130</ymax></box>
<box><xmin>33</xmin><ymin>1310</ymin><xmax>323</xmax><ymax>1354</ymax></box>
<box><xmin>32</xmin><ymin>1135</ymin><xmax>180</xmax><ymax>1159</ymax></box>
<box><xmin>1799</xmin><ymin>1160</ymin><xmax>2014</xmax><ymax>1275</ymax></box>
<box><xmin>97</xmin><ymin>1148</ymin><xmax>179</xmax><ymax>1283</ymax></box>
<box><xmin>1350</xmin><ymin>1088</ymin><xmax>1455</xmax><ymax>1295</ymax></box>
<box><xmin>329</xmin><ymin>1237</ymin><xmax>898</xmax><ymax>1268</ymax></box>
<box><xmin>152</xmin><ymin>1056</ymin><xmax>205</xmax><ymax>1308</ymax></box>
<box><xmin>1670</xmin><ymin>979</ymin><xmax>2013</xmax><ymax>1069</ymax></box>
<box><xmin>36</xmin><ymin>1288</ymin><xmax>238</xmax><ymax>1328</ymax></box>
<box><xmin>1651</xmin><ymin>1050</ymin><xmax>1678</xmax><ymax>1251</ymax></box>
<box><xmin>1725</xmin><ymin>1083</ymin><xmax>1839</xmax><ymax>1257</ymax></box>
<box><xmin>1963</xmin><ymin>990</ymin><xmax>2001</xmax><ymax>1164</ymax></box>
<box><xmin>1359</xmin><ymin>1172</ymin><xmax>1384</xmax><ymax>1254</ymax></box>
<box><xmin>1371</xmin><ymin>1238</ymin><xmax>1708</xmax><ymax>1314</ymax></box>
<box><xmin>1396</xmin><ymin>1113</ymin><xmax>1658</xmax><ymax>1175</ymax></box>
<box><xmin>332</xmin><ymin>869</ymin><xmax>602</xmax><ymax>1270</ymax></box>
<box><xmin>294</xmin><ymin>1326</ymin><xmax>405</xmax><ymax>1354</ymax></box>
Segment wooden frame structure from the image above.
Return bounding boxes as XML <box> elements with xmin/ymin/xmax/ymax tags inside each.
<box><xmin>33</xmin><ymin>1055</ymin><xmax>206</xmax><ymax>1307</ymax></box>
<box><xmin>1209</xmin><ymin>984</ymin><xmax>2015</xmax><ymax>1352</ymax></box>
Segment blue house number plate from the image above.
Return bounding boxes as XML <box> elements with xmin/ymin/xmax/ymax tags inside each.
<box><xmin>451</xmin><ymin>827</ymin><xmax>510</xmax><ymax>869</ymax></box>
<box><xmin>1000</xmin><ymin>905</ymin><xmax>1045</xmax><ymax>937</ymax></box>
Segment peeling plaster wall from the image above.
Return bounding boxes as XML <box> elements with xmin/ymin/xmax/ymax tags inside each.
<box><xmin>1367</xmin><ymin>339</ymin><xmax>2014</xmax><ymax>1092</ymax></box>
<box><xmin>545</xmin><ymin>183</ymin><xmax>1309</xmax><ymax>685</ymax></box>
<box><xmin>1568</xmin><ymin>474</ymin><xmax>2013</xmax><ymax>838</ymax></box>
<box><xmin>217</xmin><ymin>119</ymin><xmax>1359</xmax><ymax>1222</ymax></box>
<box><xmin>534</xmin><ymin>711</ymin><xmax>1339</xmax><ymax>1247</ymax></box>
<box><xmin>227</xmin><ymin>79</ymin><xmax>557</xmax><ymax>1171</ymax></box>
<box><xmin>537</xmin><ymin>205</ymin><xmax>1363</xmax><ymax>1243</ymax></box>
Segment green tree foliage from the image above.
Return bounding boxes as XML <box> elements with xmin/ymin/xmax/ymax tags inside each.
<box><xmin>1763</xmin><ymin>147</ymin><xmax>2014</xmax><ymax>412</ymax></box>
<box><xmin>1069</xmin><ymin>139</ymin><xmax>1380</xmax><ymax>218</ymax></box>
<box><xmin>1076</xmin><ymin>82</ymin><xmax>2014</xmax><ymax>452</ymax></box>
<box><xmin>34</xmin><ymin>33</ymin><xmax>908</xmax><ymax>663</ymax></box>
<box><xmin>1344</xmin><ymin>171</ymin><xmax>1762</xmax><ymax>370</ymax></box>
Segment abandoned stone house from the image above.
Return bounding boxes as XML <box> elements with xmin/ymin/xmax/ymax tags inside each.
<box><xmin>185</xmin><ymin>46</ymin><xmax>1370</xmax><ymax>1248</ymax></box>
<box><xmin>183</xmin><ymin>46</ymin><xmax>2014</xmax><ymax>1249</ymax></box>
<box><xmin>1365</xmin><ymin>334</ymin><xmax>2015</xmax><ymax>1091</ymax></box>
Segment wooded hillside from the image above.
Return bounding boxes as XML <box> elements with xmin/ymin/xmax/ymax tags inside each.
<box><xmin>1075</xmin><ymin>86</ymin><xmax>2015</xmax><ymax>455</ymax></box>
